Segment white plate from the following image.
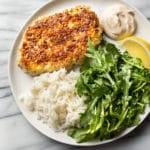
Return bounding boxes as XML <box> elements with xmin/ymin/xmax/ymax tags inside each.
<box><xmin>9</xmin><ymin>0</ymin><xmax>150</xmax><ymax>146</ymax></box>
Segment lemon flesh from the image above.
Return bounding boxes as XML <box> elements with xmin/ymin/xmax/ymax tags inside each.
<box><xmin>120</xmin><ymin>36</ymin><xmax>150</xmax><ymax>68</ymax></box>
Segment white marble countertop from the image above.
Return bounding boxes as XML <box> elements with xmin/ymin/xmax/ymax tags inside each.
<box><xmin>0</xmin><ymin>0</ymin><xmax>150</xmax><ymax>149</ymax></box>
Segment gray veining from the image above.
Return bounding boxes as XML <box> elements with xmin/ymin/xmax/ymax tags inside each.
<box><xmin>0</xmin><ymin>0</ymin><xmax>150</xmax><ymax>150</ymax></box>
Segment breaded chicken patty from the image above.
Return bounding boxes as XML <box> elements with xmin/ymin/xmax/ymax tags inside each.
<box><xmin>18</xmin><ymin>6</ymin><xmax>103</xmax><ymax>76</ymax></box>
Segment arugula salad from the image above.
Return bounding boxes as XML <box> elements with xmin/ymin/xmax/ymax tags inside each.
<box><xmin>68</xmin><ymin>40</ymin><xmax>150</xmax><ymax>143</ymax></box>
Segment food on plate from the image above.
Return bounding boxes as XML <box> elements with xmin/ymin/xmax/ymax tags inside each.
<box><xmin>20</xmin><ymin>68</ymin><xmax>87</xmax><ymax>131</ymax></box>
<box><xmin>119</xmin><ymin>36</ymin><xmax>150</xmax><ymax>68</ymax></box>
<box><xmin>102</xmin><ymin>4</ymin><xmax>136</xmax><ymax>40</ymax></box>
<box><xmin>18</xmin><ymin>6</ymin><xmax>103</xmax><ymax>76</ymax></box>
<box><xmin>17</xmin><ymin>3</ymin><xmax>150</xmax><ymax>144</ymax></box>
<box><xmin>68</xmin><ymin>40</ymin><xmax>150</xmax><ymax>142</ymax></box>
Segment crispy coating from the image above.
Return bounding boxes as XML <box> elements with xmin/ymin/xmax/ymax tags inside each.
<box><xmin>18</xmin><ymin>6</ymin><xmax>103</xmax><ymax>75</ymax></box>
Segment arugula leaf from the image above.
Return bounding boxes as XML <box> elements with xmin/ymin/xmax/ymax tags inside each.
<box><xmin>68</xmin><ymin>40</ymin><xmax>150</xmax><ymax>143</ymax></box>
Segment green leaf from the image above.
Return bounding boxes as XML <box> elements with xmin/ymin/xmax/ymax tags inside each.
<box><xmin>68</xmin><ymin>40</ymin><xmax>150</xmax><ymax>143</ymax></box>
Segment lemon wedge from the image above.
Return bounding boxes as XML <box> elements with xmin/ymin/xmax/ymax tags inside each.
<box><xmin>119</xmin><ymin>36</ymin><xmax>150</xmax><ymax>68</ymax></box>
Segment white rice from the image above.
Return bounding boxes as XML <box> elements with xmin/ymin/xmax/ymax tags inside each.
<box><xmin>20</xmin><ymin>68</ymin><xmax>86</xmax><ymax>131</ymax></box>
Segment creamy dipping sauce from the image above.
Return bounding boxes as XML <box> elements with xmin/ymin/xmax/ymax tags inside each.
<box><xmin>102</xmin><ymin>4</ymin><xmax>137</xmax><ymax>40</ymax></box>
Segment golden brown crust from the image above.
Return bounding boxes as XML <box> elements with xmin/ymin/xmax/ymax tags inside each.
<box><xmin>18</xmin><ymin>6</ymin><xmax>103</xmax><ymax>75</ymax></box>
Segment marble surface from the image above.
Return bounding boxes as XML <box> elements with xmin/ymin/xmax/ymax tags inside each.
<box><xmin>0</xmin><ymin>0</ymin><xmax>150</xmax><ymax>149</ymax></box>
